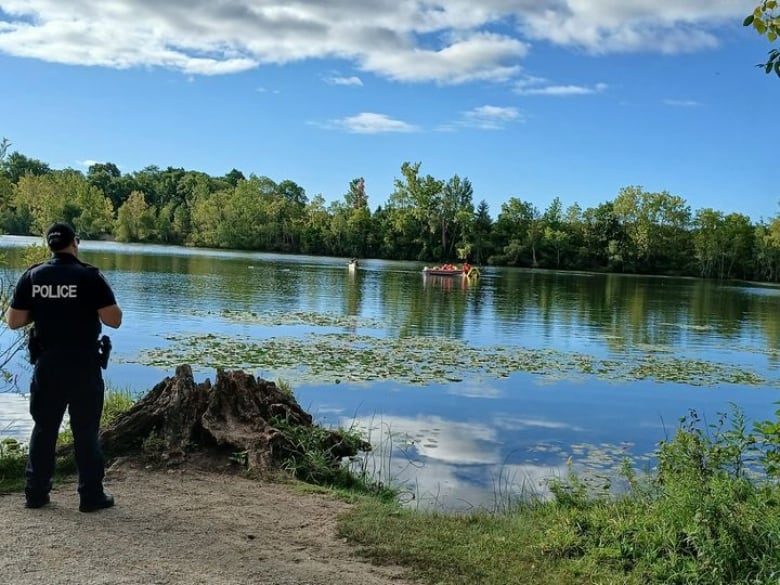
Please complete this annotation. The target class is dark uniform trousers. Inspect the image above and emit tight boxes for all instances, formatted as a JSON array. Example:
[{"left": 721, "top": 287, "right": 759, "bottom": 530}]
[{"left": 26, "top": 347, "right": 105, "bottom": 500}]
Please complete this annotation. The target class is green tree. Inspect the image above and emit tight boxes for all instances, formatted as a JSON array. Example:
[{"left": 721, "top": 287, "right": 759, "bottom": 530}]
[
  {"left": 2, "top": 151, "right": 51, "bottom": 183},
  {"left": 493, "top": 197, "right": 536, "bottom": 265},
  {"left": 0, "top": 142, "right": 12, "bottom": 230},
  {"left": 719, "top": 213, "right": 755, "bottom": 279},
  {"left": 469, "top": 200, "right": 493, "bottom": 265},
  {"left": 130, "top": 166, "right": 188, "bottom": 209},
  {"left": 275, "top": 179, "right": 307, "bottom": 251},
  {"left": 278, "top": 179, "right": 308, "bottom": 208},
  {"left": 115, "top": 191, "right": 157, "bottom": 242},
  {"left": 189, "top": 190, "right": 229, "bottom": 248},
  {"left": 301, "top": 194, "right": 331, "bottom": 254},
  {"left": 754, "top": 219, "right": 780, "bottom": 281},
  {"left": 563, "top": 203, "right": 586, "bottom": 268},
  {"left": 8, "top": 170, "right": 112, "bottom": 236},
  {"left": 223, "top": 179, "right": 267, "bottom": 249},
  {"left": 693, "top": 208, "right": 726, "bottom": 278},
  {"left": 87, "top": 162, "right": 130, "bottom": 210},
  {"left": 388, "top": 162, "right": 444, "bottom": 260},
  {"left": 744, "top": 1, "right": 780, "bottom": 76},
  {"left": 543, "top": 226, "right": 569, "bottom": 268},
  {"left": 645, "top": 191, "right": 692, "bottom": 273},
  {"left": 59, "top": 171, "right": 115, "bottom": 238},
  {"left": 211, "top": 176, "right": 290, "bottom": 250},
  {"left": 613, "top": 187, "right": 691, "bottom": 273},
  {"left": 327, "top": 201, "right": 349, "bottom": 256},
  {"left": 163, "top": 171, "right": 215, "bottom": 244},
  {"left": 222, "top": 168, "right": 246, "bottom": 187},
  {"left": 541, "top": 197, "right": 567, "bottom": 267},
  {"left": 256, "top": 177, "right": 286, "bottom": 250},
  {"left": 439, "top": 175, "right": 474, "bottom": 260},
  {"left": 335, "top": 179, "right": 372, "bottom": 257},
  {"left": 0, "top": 137, "right": 10, "bottom": 163},
  {"left": 692, "top": 209, "right": 752, "bottom": 279},
  {"left": 582, "top": 202, "right": 624, "bottom": 270},
  {"left": 344, "top": 178, "right": 368, "bottom": 210},
  {"left": 526, "top": 205, "right": 545, "bottom": 267},
  {"left": 613, "top": 186, "right": 648, "bottom": 269},
  {"left": 12, "top": 173, "right": 76, "bottom": 234},
  {"left": 543, "top": 196, "right": 563, "bottom": 228}
]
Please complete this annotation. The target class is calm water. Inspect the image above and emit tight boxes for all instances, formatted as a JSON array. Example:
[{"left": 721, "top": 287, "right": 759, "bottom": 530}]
[{"left": 2, "top": 235, "right": 780, "bottom": 510}]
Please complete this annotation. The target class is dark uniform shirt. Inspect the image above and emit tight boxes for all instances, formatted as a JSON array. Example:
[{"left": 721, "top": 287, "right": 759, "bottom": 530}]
[{"left": 10, "top": 253, "right": 117, "bottom": 350}]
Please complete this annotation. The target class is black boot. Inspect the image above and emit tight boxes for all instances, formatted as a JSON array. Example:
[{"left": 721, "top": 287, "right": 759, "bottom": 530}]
[
  {"left": 79, "top": 492, "right": 114, "bottom": 513},
  {"left": 24, "top": 491, "right": 50, "bottom": 509}
]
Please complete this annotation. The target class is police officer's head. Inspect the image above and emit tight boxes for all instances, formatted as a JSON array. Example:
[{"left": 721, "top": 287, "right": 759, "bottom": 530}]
[{"left": 46, "top": 222, "right": 78, "bottom": 253}]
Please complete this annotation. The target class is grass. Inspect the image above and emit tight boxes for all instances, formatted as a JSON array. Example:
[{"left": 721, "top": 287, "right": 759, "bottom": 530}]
[
  {"left": 0, "top": 387, "right": 137, "bottom": 492},
  {"left": 270, "top": 412, "right": 396, "bottom": 499},
  {"left": 0, "top": 435, "right": 27, "bottom": 492},
  {"left": 338, "top": 497, "right": 647, "bottom": 585},
  {"left": 338, "top": 485, "right": 780, "bottom": 585},
  {"left": 101, "top": 386, "right": 135, "bottom": 425}
]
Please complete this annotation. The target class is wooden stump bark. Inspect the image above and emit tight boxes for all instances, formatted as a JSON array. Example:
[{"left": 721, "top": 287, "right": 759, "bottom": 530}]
[{"left": 98, "top": 365, "right": 368, "bottom": 472}]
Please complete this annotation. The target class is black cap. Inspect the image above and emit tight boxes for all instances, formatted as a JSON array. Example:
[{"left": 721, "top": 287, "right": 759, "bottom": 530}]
[{"left": 46, "top": 222, "right": 77, "bottom": 251}]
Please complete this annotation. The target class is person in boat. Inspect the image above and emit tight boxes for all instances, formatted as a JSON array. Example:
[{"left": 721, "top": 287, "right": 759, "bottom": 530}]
[{"left": 463, "top": 261, "right": 471, "bottom": 274}]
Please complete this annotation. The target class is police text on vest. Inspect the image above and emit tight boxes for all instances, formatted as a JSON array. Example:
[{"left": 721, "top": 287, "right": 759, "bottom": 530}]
[{"left": 32, "top": 284, "right": 78, "bottom": 298}]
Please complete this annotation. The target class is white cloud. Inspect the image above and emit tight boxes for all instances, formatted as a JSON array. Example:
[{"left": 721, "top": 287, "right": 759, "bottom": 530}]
[
  {"left": 347, "top": 413, "right": 568, "bottom": 509},
  {"left": 663, "top": 98, "right": 702, "bottom": 107},
  {"left": 514, "top": 78, "right": 608, "bottom": 96},
  {"left": 0, "top": 1, "right": 751, "bottom": 82},
  {"left": 520, "top": 0, "right": 738, "bottom": 53},
  {"left": 359, "top": 32, "right": 527, "bottom": 83},
  {"left": 323, "top": 112, "right": 418, "bottom": 134},
  {"left": 459, "top": 105, "right": 523, "bottom": 130},
  {"left": 76, "top": 159, "right": 102, "bottom": 168},
  {"left": 446, "top": 380, "right": 503, "bottom": 398},
  {"left": 351, "top": 414, "right": 501, "bottom": 465},
  {"left": 493, "top": 416, "right": 584, "bottom": 431},
  {"left": 325, "top": 75, "right": 364, "bottom": 86}
]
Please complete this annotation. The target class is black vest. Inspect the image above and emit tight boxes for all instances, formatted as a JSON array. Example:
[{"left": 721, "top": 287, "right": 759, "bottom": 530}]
[{"left": 29, "top": 254, "right": 103, "bottom": 350}]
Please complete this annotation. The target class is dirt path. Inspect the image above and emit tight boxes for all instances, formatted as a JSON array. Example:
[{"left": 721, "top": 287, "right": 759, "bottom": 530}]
[{"left": 0, "top": 461, "right": 415, "bottom": 585}]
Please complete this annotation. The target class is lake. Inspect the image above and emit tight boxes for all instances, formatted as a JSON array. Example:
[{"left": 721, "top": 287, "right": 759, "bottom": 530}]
[{"left": 2, "top": 235, "right": 780, "bottom": 511}]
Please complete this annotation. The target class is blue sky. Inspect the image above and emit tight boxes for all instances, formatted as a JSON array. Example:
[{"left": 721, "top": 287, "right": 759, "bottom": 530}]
[{"left": 0, "top": 0, "right": 778, "bottom": 222}]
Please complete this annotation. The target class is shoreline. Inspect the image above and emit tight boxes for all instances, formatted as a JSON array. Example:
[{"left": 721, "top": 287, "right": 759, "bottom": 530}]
[{"left": 0, "top": 460, "right": 415, "bottom": 585}]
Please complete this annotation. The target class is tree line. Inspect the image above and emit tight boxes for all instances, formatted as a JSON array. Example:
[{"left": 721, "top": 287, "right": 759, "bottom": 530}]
[{"left": 1, "top": 139, "right": 779, "bottom": 282}]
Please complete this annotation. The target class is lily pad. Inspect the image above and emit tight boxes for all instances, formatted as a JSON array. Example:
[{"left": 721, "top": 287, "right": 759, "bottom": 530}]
[{"left": 128, "top": 323, "right": 777, "bottom": 389}]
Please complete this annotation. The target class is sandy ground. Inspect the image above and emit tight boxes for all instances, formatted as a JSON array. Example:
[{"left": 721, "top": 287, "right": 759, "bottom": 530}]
[{"left": 0, "top": 460, "right": 415, "bottom": 585}]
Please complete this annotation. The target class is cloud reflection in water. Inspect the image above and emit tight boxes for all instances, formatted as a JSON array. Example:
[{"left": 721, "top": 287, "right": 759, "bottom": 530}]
[{"left": 349, "top": 413, "right": 569, "bottom": 511}]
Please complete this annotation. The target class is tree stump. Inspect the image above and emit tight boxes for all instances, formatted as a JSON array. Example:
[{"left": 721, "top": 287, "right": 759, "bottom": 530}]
[{"left": 98, "top": 365, "right": 369, "bottom": 473}]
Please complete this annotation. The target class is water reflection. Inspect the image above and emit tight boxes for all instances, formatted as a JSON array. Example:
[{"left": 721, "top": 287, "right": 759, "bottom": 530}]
[
  {"left": 1, "top": 236, "right": 779, "bottom": 360},
  {"left": 361, "top": 414, "right": 501, "bottom": 464},
  {"left": 2, "top": 236, "right": 780, "bottom": 510},
  {"left": 0, "top": 393, "right": 32, "bottom": 440},
  {"left": 349, "top": 412, "right": 565, "bottom": 510},
  {"left": 345, "top": 269, "right": 362, "bottom": 319}
]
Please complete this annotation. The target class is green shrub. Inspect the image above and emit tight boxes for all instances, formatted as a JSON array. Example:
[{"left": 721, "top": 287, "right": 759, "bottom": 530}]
[
  {"left": 101, "top": 387, "right": 134, "bottom": 426},
  {"left": 271, "top": 415, "right": 390, "bottom": 496},
  {"left": 541, "top": 405, "right": 780, "bottom": 584},
  {"left": 0, "top": 437, "right": 27, "bottom": 491}
]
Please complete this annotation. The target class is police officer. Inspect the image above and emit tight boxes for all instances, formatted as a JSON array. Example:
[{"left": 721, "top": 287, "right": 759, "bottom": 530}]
[{"left": 6, "top": 222, "right": 122, "bottom": 512}]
